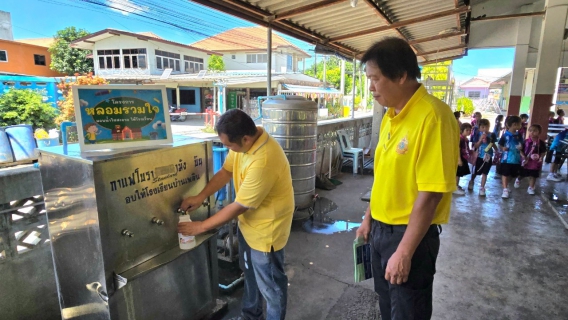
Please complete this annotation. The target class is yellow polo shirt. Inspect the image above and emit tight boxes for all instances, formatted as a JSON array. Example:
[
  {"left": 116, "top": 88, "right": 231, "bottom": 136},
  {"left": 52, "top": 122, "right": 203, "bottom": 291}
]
[
  {"left": 370, "top": 85, "right": 459, "bottom": 225},
  {"left": 223, "top": 127, "right": 294, "bottom": 252}
]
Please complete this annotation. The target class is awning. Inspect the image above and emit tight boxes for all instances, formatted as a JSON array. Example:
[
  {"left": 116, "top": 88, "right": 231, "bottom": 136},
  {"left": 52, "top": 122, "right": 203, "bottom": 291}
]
[{"left": 282, "top": 84, "right": 341, "bottom": 94}]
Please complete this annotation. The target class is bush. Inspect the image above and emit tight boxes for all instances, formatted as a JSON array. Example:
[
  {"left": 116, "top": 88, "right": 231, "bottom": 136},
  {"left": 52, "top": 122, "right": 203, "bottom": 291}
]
[
  {"left": 456, "top": 97, "right": 474, "bottom": 116},
  {"left": 0, "top": 88, "right": 58, "bottom": 129},
  {"left": 327, "top": 102, "right": 341, "bottom": 118}
]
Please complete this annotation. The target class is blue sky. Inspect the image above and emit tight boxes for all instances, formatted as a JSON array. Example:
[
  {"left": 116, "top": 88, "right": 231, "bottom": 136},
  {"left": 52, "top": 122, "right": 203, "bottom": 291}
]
[{"left": 2, "top": 0, "right": 514, "bottom": 80}]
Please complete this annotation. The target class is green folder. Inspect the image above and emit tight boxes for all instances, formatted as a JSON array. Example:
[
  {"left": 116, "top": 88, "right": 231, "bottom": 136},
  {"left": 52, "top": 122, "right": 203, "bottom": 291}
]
[{"left": 353, "top": 236, "right": 373, "bottom": 282}]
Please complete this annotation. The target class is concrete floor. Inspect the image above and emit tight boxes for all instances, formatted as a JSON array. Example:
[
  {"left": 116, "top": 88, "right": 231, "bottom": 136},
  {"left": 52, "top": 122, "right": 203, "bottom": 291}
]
[{"left": 217, "top": 165, "right": 568, "bottom": 320}]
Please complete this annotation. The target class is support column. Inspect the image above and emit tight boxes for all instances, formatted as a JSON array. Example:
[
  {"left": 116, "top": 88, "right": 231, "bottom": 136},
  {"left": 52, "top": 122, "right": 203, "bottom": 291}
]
[
  {"left": 352, "top": 58, "right": 356, "bottom": 119},
  {"left": 508, "top": 6, "right": 534, "bottom": 116},
  {"left": 340, "top": 59, "right": 345, "bottom": 95},
  {"left": 530, "top": 0, "right": 568, "bottom": 139},
  {"left": 176, "top": 86, "right": 181, "bottom": 108},
  {"left": 267, "top": 25, "right": 272, "bottom": 96}
]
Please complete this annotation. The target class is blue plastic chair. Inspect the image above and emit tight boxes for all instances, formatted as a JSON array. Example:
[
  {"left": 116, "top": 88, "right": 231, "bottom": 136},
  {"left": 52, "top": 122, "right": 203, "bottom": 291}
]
[{"left": 337, "top": 129, "right": 364, "bottom": 176}]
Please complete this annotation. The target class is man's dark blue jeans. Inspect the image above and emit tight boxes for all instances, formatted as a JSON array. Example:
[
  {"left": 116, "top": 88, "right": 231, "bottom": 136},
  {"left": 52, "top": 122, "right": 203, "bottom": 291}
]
[
  {"left": 238, "top": 228, "right": 287, "bottom": 320},
  {"left": 370, "top": 220, "right": 441, "bottom": 320}
]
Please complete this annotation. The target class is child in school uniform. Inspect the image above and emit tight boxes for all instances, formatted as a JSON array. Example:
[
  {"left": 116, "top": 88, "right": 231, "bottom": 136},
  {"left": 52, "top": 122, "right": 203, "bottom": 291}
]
[
  {"left": 455, "top": 123, "right": 472, "bottom": 195},
  {"left": 515, "top": 124, "right": 547, "bottom": 195},
  {"left": 499, "top": 116, "right": 525, "bottom": 199},
  {"left": 469, "top": 119, "right": 498, "bottom": 196},
  {"left": 470, "top": 112, "right": 482, "bottom": 143},
  {"left": 519, "top": 114, "right": 529, "bottom": 140}
]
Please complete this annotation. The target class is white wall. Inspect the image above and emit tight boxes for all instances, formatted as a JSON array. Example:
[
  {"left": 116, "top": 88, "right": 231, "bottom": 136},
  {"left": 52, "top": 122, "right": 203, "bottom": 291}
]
[
  {"left": 0, "top": 11, "right": 13, "bottom": 41},
  {"left": 222, "top": 51, "right": 299, "bottom": 72},
  {"left": 93, "top": 35, "right": 210, "bottom": 76}
]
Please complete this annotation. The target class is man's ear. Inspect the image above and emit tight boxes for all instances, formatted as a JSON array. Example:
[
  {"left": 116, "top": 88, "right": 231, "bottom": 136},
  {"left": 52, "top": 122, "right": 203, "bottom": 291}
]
[{"left": 398, "top": 72, "right": 408, "bottom": 85}]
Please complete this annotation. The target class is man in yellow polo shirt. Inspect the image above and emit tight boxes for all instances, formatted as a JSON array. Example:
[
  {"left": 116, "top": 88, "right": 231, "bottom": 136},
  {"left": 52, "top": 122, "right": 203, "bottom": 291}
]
[
  {"left": 356, "top": 38, "right": 459, "bottom": 320},
  {"left": 178, "top": 109, "right": 294, "bottom": 320}
]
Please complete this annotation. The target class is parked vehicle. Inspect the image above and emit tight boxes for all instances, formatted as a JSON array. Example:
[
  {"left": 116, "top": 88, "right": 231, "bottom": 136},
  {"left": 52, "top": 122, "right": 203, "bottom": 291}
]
[{"left": 169, "top": 105, "right": 187, "bottom": 122}]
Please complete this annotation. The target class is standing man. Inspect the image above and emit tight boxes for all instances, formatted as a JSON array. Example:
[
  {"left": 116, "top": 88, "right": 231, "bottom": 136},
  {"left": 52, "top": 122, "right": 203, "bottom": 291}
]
[
  {"left": 355, "top": 37, "right": 459, "bottom": 319},
  {"left": 178, "top": 109, "right": 294, "bottom": 320}
]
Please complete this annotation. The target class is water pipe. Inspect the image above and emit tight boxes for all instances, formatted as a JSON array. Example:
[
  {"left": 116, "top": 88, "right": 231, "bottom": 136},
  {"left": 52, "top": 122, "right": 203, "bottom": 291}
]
[
  {"left": 218, "top": 276, "right": 244, "bottom": 291},
  {"left": 254, "top": 95, "right": 287, "bottom": 121},
  {"left": 60, "top": 121, "right": 76, "bottom": 155}
]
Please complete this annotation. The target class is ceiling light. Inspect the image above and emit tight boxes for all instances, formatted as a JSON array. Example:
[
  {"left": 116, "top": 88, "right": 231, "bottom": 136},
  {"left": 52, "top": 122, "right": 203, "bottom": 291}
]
[{"left": 350, "top": 0, "right": 358, "bottom": 8}]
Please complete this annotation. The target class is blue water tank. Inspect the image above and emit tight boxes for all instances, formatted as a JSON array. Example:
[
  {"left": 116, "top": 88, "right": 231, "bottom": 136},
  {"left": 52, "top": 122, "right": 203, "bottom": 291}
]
[
  {"left": 0, "top": 127, "right": 14, "bottom": 163},
  {"left": 5, "top": 124, "right": 36, "bottom": 161}
]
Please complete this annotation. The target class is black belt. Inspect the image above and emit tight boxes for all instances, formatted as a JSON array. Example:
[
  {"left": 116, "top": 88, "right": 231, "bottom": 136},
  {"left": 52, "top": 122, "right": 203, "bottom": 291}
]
[{"left": 374, "top": 220, "right": 442, "bottom": 235}]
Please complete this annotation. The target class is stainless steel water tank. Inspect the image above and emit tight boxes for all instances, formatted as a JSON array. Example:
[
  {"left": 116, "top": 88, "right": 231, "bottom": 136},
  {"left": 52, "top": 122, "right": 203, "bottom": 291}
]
[{"left": 262, "top": 96, "right": 317, "bottom": 214}]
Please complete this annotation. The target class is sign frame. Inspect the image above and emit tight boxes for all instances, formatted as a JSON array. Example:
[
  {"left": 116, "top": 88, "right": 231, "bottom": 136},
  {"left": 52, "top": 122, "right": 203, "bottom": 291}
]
[{"left": 73, "top": 85, "right": 173, "bottom": 152}]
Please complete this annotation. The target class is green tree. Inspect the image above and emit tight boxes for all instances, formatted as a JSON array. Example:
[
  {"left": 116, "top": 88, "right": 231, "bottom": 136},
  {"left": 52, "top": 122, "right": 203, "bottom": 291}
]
[
  {"left": 207, "top": 54, "right": 225, "bottom": 72},
  {"left": 456, "top": 97, "right": 474, "bottom": 116},
  {"left": 48, "top": 27, "right": 93, "bottom": 75},
  {"left": 421, "top": 61, "right": 451, "bottom": 101},
  {"left": 304, "top": 56, "right": 358, "bottom": 96},
  {"left": 0, "top": 88, "right": 58, "bottom": 129}
]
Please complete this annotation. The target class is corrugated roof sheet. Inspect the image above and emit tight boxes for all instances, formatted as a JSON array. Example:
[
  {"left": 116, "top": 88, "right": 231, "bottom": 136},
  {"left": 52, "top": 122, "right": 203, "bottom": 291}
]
[
  {"left": 191, "top": 0, "right": 470, "bottom": 62},
  {"left": 190, "top": 26, "right": 310, "bottom": 57}
]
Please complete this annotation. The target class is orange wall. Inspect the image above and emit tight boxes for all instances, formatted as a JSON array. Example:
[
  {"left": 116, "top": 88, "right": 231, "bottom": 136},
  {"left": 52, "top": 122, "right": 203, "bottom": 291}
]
[{"left": 0, "top": 39, "right": 63, "bottom": 77}]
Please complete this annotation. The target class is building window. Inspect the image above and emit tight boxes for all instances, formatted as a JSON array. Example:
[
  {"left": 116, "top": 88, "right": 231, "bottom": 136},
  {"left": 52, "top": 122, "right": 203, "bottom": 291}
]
[
  {"left": 246, "top": 54, "right": 267, "bottom": 63},
  {"left": 180, "top": 90, "right": 196, "bottom": 105},
  {"left": 33, "top": 54, "right": 46, "bottom": 66},
  {"left": 123, "top": 48, "right": 147, "bottom": 69},
  {"left": 183, "top": 55, "right": 204, "bottom": 73},
  {"left": 286, "top": 55, "right": 292, "bottom": 71},
  {"left": 97, "top": 49, "right": 121, "bottom": 69},
  {"left": 468, "top": 91, "right": 481, "bottom": 98},
  {"left": 0, "top": 50, "right": 7, "bottom": 62},
  {"left": 156, "top": 50, "right": 180, "bottom": 71}
]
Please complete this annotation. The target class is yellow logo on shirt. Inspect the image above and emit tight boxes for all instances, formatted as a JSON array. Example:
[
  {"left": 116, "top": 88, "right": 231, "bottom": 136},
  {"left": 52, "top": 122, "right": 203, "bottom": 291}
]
[{"left": 396, "top": 135, "right": 409, "bottom": 155}]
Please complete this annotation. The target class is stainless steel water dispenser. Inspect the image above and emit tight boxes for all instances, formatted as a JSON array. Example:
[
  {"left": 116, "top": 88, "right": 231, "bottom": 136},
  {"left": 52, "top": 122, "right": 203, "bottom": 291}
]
[{"left": 38, "top": 138, "right": 218, "bottom": 319}]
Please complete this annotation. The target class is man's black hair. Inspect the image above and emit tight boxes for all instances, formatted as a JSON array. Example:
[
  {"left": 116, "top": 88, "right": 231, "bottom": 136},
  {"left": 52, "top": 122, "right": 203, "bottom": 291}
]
[
  {"left": 361, "top": 37, "right": 421, "bottom": 81},
  {"left": 520, "top": 113, "right": 529, "bottom": 119},
  {"left": 454, "top": 111, "right": 461, "bottom": 119},
  {"left": 215, "top": 109, "right": 257, "bottom": 144},
  {"left": 506, "top": 115, "right": 522, "bottom": 128}
]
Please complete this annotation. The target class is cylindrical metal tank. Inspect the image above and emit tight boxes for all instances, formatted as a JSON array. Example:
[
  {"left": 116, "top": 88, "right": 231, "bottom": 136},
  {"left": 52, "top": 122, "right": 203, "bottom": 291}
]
[{"left": 262, "top": 96, "right": 317, "bottom": 215}]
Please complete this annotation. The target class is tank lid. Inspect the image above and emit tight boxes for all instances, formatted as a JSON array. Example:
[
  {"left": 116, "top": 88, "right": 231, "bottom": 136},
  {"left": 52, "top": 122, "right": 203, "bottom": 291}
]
[{"left": 263, "top": 97, "right": 317, "bottom": 110}]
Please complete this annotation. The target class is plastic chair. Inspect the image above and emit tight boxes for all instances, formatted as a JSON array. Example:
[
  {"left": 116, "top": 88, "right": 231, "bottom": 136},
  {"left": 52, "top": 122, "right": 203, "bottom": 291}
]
[{"left": 337, "top": 129, "right": 364, "bottom": 176}]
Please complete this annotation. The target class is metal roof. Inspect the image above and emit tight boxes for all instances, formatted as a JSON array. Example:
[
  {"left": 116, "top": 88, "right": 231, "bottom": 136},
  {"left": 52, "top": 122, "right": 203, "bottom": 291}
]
[{"left": 191, "top": 0, "right": 470, "bottom": 64}]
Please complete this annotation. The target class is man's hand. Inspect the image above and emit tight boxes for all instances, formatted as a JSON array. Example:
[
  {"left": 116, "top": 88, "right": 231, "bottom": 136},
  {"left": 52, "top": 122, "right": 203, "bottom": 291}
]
[
  {"left": 356, "top": 218, "right": 372, "bottom": 243},
  {"left": 180, "top": 195, "right": 205, "bottom": 213},
  {"left": 177, "top": 221, "right": 206, "bottom": 236},
  {"left": 385, "top": 250, "right": 412, "bottom": 285},
  {"left": 458, "top": 158, "right": 463, "bottom": 166},
  {"left": 502, "top": 147, "right": 509, "bottom": 151}
]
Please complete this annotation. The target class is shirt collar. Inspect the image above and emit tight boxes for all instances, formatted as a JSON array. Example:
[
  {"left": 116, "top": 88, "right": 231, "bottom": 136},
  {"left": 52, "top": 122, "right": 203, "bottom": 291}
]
[
  {"left": 246, "top": 127, "right": 269, "bottom": 155},
  {"left": 386, "top": 84, "right": 427, "bottom": 122}
]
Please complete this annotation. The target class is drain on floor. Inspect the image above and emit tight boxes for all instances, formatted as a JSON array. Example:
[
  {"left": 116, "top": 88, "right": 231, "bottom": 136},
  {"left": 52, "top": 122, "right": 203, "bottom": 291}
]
[{"left": 302, "top": 197, "right": 361, "bottom": 235}]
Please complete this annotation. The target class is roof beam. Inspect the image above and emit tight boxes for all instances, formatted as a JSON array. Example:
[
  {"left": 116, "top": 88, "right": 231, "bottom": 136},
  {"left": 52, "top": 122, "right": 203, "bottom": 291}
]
[
  {"left": 330, "top": 6, "right": 470, "bottom": 42},
  {"left": 409, "top": 30, "right": 465, "bottom": 45},
  {"left": 471, "top": 11, "right": 545, "bottom": 22},
  {"left": 362, "top": 0, "right": 418, "bottom": 53},
  {"left": 192, "top": 0, "right": 357, "bottom": 57},
  {"left": 274, "top": 0, "right": 346, "bottom": 21},
  {"left": 419, "top": 44, "right": 466, "bottom": 56},
  {"left": 219, "top": 0, "right": 270, "bottom": 17},
  {"left": 419, "top": 54, "right": 465, "bottom": 65}
]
